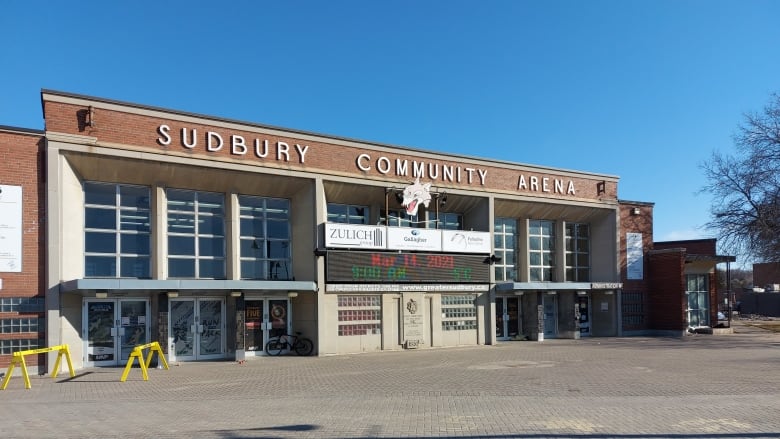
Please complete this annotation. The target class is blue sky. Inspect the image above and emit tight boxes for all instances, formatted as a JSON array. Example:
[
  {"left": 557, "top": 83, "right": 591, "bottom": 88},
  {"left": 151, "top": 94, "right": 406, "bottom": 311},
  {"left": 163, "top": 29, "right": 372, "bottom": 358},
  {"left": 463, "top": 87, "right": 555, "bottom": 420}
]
[{"left": 2, "top": 1, "right": 779, "bottom": 249}]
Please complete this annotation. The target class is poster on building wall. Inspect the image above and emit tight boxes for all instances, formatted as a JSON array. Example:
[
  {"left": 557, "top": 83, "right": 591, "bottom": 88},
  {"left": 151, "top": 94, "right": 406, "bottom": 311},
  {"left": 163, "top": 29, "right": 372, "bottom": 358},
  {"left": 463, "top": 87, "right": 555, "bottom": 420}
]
[
  {"left": 626, "top": 232, "right": 643, "bottom": 280},
  {"left": 0, "top": 185, "right": 22, "bottom": 272}
]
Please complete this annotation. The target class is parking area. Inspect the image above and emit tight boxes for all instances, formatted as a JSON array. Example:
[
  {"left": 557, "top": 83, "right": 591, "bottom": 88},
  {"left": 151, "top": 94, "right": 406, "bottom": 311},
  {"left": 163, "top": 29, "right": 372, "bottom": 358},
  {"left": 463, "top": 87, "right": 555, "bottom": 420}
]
[{"left": 2, "top": 322, "right": 780, "bottom": 438}]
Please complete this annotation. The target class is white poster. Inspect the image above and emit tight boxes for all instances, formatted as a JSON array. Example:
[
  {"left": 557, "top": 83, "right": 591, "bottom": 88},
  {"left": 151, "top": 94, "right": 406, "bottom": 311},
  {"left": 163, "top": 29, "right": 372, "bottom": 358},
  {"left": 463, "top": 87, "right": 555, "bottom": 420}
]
[
  {"left": 626, "top": 232, "right": 643, "bottom": 280},
  {"left": 387, "top": 227, "right": 442, "bottom": 251},
  {"left": 0, "top": 185, "right": 22, "bottom": 272},
  {"left": 324, "top": 223, "right": 386, "bottom": 249},
  {"left": 441, "top": 230, "right": 491, "bottom": 254}
]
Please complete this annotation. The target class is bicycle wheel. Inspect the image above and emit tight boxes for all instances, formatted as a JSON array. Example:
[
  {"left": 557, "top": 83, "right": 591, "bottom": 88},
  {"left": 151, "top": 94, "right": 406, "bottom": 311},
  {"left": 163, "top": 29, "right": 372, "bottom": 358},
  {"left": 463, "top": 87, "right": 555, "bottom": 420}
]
[
  {"left": 265, "top": 338, "right": 285, "bottom": 356},
  {"left": 293, "top": 338, "right": 314, "bottom": 356}
]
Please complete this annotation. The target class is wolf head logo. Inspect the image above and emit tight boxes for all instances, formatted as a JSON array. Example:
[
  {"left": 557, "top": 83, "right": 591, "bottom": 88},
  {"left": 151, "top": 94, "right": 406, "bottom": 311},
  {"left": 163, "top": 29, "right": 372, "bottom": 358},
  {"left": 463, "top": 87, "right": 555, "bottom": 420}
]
[{"left": 401, "top": 177, "right": 432, "bottom": 216}]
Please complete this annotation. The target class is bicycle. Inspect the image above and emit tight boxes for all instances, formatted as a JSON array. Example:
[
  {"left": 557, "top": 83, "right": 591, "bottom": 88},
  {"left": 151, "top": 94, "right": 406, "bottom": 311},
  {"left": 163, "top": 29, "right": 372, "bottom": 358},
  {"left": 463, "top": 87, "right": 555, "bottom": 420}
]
[{"left": 265, "top": 332, "right": 314, "bottom": 356}]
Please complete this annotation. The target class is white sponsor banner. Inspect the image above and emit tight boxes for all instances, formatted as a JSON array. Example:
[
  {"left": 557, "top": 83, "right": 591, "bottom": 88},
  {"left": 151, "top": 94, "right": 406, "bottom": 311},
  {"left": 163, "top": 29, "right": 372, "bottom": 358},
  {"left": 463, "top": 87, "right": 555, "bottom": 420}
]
[
  {"left": 0, "top": 185, "right": 22, "bottom": 272},
  {"left": 387, "top": 227, "right": 442, "bottom": 251},
  {"left": 325, "top": 223, "right": 386, "bottom": 249},
  {"left": 441, "top": 230, "right": 491, "bottom": 254},
  {"left": 626, "top": 232, "right": 643, "bottom": 280}
]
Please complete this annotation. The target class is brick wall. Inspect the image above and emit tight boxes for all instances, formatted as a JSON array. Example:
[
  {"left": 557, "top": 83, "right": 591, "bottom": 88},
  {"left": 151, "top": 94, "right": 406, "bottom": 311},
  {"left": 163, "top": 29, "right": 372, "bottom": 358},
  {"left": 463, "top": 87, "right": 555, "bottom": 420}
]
[
  {"left": 619, "top": 201, "right": 653, "bottom": 331},
  {"left": 654, "top": 239, "right": 717, "bottom": 256},
  {"left": 648, "top": 250, "right": 686, "bottom": 331},
  {"left": 0, "top": 128, "right": 46, "bottom": 369},
  {"left": 754, "top": 262, "right": 780, "bottom": 288}
]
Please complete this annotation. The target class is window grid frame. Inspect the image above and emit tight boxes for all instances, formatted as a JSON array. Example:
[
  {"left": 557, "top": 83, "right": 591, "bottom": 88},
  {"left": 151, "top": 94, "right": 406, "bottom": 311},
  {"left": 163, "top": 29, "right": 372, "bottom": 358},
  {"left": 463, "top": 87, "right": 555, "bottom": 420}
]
[
  {"left": 84, "top": 182, "right": 151, "bottom": 279},
  {"left": 441, "top": 294, "right": 477, "bottom": 331},
  {"left": 238, "top": 195, "right": 292, "bottom": 280},
  {"left": 565, "top": 222, "right": 591, "bottom": 282},
  {"left": 327, "top": 203, "right": 370, "bottom": 224},
  {"left": 494, "top": 218, "right": 517, "bottom": 281},
  {"left": 167, "top": 189, "right": 226, "bottom": 279},
  {"left": 528, "top": 219, "right": 555, "bottom": 282}
]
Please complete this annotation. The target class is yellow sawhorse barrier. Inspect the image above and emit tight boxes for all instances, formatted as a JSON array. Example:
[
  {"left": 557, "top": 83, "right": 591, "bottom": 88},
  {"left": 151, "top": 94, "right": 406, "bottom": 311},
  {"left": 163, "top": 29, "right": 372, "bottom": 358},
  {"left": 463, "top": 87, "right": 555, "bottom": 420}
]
[
  {"left": 120, "top": 341, "right": 169, "bottom": 382},
  {"left": 1, "top": 344, "right": 75, "bottom": 390}
]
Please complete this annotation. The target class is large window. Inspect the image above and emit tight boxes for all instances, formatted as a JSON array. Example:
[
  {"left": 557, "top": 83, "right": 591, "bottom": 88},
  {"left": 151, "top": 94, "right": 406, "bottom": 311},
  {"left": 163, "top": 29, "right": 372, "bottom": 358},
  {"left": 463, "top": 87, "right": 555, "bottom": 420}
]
[
  {"left": 494, "top": 218, "right": 517, "bottom": 281},
  {"left": 327, "top": 203, "right": 369, "bottom": 224},
  {"left": 84, "top": 182, "right": 151, "bottom": 278},
  {"left": 565, "top": 223, "right": 590, "bottom": 282},
  {"left": 1, "top": 339, "right": 43, "bottom": 355},
  {"left": 382, "top": 209, "right": 419, "bottom": 227},
  {"left": 167, "top": 189, "right": 225, "bottom": 279},
  {"left": 337, "top": 295, "right": 381, "bottom": 336},
  {"left": 441, "top": 294, "right": 477, "bottom": 331},
  {"left": 529, "top": 220, "right": 555, "bottom": 282},
  {"left": 430, "top": 212, "right": 463, "bottom": 230},
  {"left": 686, "top": 274, "right": 710, "bottom": 327},
  {"left": 239, "top": 196, "right": 292, "bottom": 280},
  {"left": 0, "top": 318, "right": 42, "bottom": 333}
]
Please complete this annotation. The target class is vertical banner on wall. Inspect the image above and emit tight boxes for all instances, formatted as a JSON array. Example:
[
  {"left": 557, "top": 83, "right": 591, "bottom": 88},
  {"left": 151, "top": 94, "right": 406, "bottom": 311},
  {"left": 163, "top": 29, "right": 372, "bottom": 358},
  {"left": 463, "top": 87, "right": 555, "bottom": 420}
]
[
  {"left": 626, "top": 232, "right": 643, "bottom": 280},
  {"left": 0, "top": 185, "right": 22, "bottom": 272}
]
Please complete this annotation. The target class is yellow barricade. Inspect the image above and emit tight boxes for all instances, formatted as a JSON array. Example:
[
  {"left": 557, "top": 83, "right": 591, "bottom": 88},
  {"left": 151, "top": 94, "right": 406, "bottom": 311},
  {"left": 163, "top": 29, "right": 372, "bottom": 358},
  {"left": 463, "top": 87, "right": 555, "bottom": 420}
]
[
  {"left": 120, "top": 341, "right": 169, "bottom": 382},
  {"left": 1, "top": 344, "right": 75, "bottom": 390}
]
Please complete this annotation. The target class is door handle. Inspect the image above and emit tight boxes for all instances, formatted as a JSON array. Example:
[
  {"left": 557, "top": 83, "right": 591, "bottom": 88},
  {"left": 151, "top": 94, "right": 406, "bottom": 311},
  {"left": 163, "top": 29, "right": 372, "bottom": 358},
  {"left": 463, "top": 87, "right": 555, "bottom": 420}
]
[{"left": 110, "top": 327, "right": 117, "bottom": 337}]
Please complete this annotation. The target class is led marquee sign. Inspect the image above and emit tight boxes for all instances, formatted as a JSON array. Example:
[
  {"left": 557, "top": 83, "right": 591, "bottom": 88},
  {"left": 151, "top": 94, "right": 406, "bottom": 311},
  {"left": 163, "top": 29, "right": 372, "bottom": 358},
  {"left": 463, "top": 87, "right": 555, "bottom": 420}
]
[{"left": 327, "top": 251, "right": 490, "bottom": 284}]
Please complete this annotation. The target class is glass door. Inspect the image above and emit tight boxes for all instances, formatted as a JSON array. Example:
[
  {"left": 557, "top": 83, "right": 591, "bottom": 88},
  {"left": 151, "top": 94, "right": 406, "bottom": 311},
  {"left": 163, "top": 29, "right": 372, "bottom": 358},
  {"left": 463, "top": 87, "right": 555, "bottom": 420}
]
[
  {"left": 170, "top": 298, "right": 225, "bottom": 361},
  {"left": 496, "top": 296, "right": 522, "bottom": 340},
  {"left": 543, "top": 294, "right": 558, "bottom": 339},
  {"left": 84, "top": 298, "right": 149, "bottom": 367},
  {"left": 577, "top": 295, "right": 591, "bottom": 336},
  {"left": 244, "top": 298, "right": 289, "bottom": 356},
  {"left": 85, "top": 300, "right": 117, "bottom": 366}
]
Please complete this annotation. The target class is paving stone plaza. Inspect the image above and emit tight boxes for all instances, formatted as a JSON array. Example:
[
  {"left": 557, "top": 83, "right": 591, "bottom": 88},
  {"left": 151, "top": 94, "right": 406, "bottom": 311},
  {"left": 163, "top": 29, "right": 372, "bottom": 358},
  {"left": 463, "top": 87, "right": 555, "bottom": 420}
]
[{"left": 2, "top": 322, "right": 779, "bottom": 438}]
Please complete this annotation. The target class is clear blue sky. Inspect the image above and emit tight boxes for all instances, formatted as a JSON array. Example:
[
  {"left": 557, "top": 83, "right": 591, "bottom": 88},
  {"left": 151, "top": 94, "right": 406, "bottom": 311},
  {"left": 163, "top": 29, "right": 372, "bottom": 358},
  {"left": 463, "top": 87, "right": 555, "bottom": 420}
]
[{"left": 3, "top": 1, "right": 779, "bottom": 249}]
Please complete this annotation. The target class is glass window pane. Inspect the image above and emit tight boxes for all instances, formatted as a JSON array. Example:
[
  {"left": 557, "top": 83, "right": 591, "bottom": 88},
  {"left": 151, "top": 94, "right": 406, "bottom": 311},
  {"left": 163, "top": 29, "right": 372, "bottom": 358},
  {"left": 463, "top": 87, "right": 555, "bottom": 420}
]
[
  {"left": 494, "top": 267, "right": 503, "bottom": 280},
  {"left": 240, "top": 239, "right": 262, "bottom": 258},
  {"left": 530, "top": 268, "right": 541, "bottom": 282},
  {"left": 168, "top": 213, "right": 195, "bottom": 233},
  {"left": 120, "top": 234, "right": 149, "bottom": 255},
  {"left": 86, "top": 232, "right": 116, "bottom": 253},
  {"left": 530, "top": 252, "right": 541, "bottom": 266},
  {"left": 566, "top": 268, "right": 575, "bottom": 280},
  {"left": 84, "top": 183, "right": 116, "bottom": 206},
  {"left": 169, "top": 236, "right": 195, "bottom": 256},
  {"left": 120, "top": 211, "right": 150, "bottom": 232},
  {"left": 168, "top": 259, "right": 195, "bottom": 278},
  {"left": 267, "top": 221, "right": 289, "bottom": 239},
  {"left": 267, "top": 241, "right": 290, "bottom": 258},
  {"left": 85, "top": 256, "right": 116, "bottom": 277},
  {"left": 241, "top": 260, "right": 264, "bottom": 279},
  {"left": 494, "top": 235, "right": 503, "bottom": 248},
  {"left": 199, "top": 237, "right": 225, "bottom": 257},
  {"left": 199, "top": 216, "right": 225, "bottom": 236},
  {"left": 86, "top": 208, "right": 116, "bottom": 230},
  {"left": 541, "top": 221, "right": 553, "bottom": 235},
  {"left": 120, "top": 186, "right": 150, "bottom": 209},
  {"left": 505, "top": 250, "right": 516, "bottom": 264},
  {"left": 577, "top": 254, "right": 589, "bottom": 267},
  {"left": 121, "top": 257, "right": 150, "bottom": 278},
  {"left": 199, "top": 259, "right": 225, "bottom": 279},
  {"left": 504, "top": 234, "right": 515, "bottom": 249},
  {"left": 542, "top": 238, "right": 552, "bottom": 251},
  {"left": 578, "top": 268, "right": 589, "bottom": 281},
  {"left": 266, "top": 199, "right": 290, "bottom": 219},
  {"left": 167, "top": 190, "right": 195, "bottom": 211},
  {"left": 565, "top": 253, "right": 574, "bottom": 266},
  {"left": 529, "top": 237, "right": 541, "bottom": 251},
  {"left": 240, "top": 218, "right": 265, "bottom": 238},
  {"left": 198, "top": 193, "right": 224, "bottom": 215}
]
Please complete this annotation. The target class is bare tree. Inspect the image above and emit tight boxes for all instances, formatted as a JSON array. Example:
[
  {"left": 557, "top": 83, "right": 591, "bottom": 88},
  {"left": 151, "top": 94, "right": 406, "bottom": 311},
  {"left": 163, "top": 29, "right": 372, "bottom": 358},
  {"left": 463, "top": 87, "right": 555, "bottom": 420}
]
[{"left": 701, "top": 93, "right": 780, "bottom": 262}]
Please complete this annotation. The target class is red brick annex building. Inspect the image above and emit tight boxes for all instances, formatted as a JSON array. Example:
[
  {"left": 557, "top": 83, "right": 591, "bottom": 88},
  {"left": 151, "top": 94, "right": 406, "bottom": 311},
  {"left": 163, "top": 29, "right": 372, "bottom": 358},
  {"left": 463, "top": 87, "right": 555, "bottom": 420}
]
[{"left": 0, "top": 90, "right": 734, "bottom": 374}]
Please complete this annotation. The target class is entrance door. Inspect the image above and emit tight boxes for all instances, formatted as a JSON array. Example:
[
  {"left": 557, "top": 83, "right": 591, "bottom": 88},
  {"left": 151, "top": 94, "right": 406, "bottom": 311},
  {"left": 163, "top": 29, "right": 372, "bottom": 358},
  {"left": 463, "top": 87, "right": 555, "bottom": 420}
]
[
  {"left": 170, "top": 298, "right": 225, "bottom": 361},
  {"left": 244, "top": 298, "right": 289, "bottom": 355},
  {"left": 543, "top": 294, "right": 558, "bottom": 339},
  {"left": 495, "top": 296, "right": 522, "bottom": 340},
  {"left": 577, "top": 295, "right": 591, "bottom": 337},
  {"left": 84, "top": 299, "right": 149, "bottom": 367}
]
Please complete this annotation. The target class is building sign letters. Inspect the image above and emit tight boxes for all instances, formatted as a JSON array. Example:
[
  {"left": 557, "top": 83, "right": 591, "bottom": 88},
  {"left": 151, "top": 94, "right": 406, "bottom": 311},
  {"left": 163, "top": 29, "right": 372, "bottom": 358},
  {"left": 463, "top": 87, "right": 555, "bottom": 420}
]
[
  {"left": 155, "top": 124, "right": 578, "bottom": 196},
  {"left": 327, "top": 250, "right": 490, "bottom": 284}
]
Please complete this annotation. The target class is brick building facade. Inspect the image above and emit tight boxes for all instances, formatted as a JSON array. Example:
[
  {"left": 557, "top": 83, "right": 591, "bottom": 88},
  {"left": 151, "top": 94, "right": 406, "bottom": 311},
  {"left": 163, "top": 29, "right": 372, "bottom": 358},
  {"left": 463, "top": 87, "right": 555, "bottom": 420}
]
[{"left": 0, "top": 90, "right": 733, "bottom": 374}]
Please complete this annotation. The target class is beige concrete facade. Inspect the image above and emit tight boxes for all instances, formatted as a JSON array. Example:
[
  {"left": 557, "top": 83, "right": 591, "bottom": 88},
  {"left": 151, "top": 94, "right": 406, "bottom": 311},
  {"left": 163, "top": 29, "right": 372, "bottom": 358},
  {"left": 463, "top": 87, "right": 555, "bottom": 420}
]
[{"left": 40, "top": 90, "right": 624, "bottom": 372}]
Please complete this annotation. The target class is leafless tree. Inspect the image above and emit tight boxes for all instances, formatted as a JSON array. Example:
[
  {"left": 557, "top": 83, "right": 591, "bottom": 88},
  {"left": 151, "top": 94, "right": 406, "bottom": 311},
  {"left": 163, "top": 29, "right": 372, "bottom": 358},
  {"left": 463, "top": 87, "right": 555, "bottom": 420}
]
[{"left": 701, "top": 93, "right": 780, "bottom": 262}]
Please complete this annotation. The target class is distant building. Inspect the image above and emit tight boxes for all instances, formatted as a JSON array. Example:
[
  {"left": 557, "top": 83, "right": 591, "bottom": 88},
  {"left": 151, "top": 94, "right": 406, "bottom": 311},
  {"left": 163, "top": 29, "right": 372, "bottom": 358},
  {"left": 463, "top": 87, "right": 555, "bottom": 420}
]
[{"left": 753, "top": 262, "right": 780, "bottom": 292}]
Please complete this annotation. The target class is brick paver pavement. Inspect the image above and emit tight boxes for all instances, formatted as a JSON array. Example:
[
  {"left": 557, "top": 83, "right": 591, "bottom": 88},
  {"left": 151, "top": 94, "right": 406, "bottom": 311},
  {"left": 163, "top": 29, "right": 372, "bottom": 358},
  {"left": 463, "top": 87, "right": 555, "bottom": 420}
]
[{"left": 2, "top": 323, "right": 779, "bottom": 438}]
